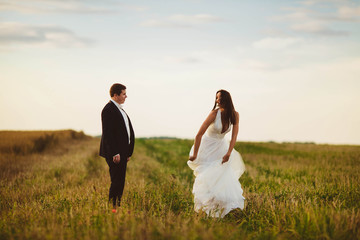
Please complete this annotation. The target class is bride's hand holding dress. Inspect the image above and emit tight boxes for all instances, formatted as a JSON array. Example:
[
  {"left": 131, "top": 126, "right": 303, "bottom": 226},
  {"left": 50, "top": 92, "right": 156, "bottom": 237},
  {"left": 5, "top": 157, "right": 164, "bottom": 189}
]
[
  {"left": 189, "top": 155, "right": 197, "bottom": 161},
  {"left": 221, "top": 153, "right": 230, "bottom": 164},
  {"left": 221, "top": 113, "right": 239, "bottom": 164}
]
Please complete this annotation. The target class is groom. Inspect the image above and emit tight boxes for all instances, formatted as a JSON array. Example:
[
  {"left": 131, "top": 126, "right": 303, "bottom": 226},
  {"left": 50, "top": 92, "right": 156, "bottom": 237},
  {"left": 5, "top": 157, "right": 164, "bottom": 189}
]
[{"left": 99, "top": 83, "right": 135, "bottom": 212}]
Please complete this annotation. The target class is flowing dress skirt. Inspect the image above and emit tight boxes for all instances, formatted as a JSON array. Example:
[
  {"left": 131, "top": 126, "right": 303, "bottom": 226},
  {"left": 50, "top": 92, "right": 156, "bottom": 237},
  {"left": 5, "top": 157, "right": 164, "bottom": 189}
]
[{"left": 187, "top": 135, "right": 246, "bottom": 218}]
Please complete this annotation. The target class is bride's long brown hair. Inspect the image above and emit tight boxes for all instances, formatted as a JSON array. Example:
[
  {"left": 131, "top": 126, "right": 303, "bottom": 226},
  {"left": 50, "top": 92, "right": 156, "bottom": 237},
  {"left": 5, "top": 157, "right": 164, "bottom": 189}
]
[{"left": 212, "top": 89, "right": 236, "bottom": 131}]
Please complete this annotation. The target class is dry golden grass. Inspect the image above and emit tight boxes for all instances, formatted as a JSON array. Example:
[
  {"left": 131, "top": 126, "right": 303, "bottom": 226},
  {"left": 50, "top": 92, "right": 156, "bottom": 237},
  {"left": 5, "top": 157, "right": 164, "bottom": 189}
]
[
  {"left": 0, "top": 130, "right": 87, "bottom": 154},
  {"left": 0, "top": 130, "right": 89, "bottom": 179},
  {"left": 0, "top": 133, "right": 359, "bottom": 239}
]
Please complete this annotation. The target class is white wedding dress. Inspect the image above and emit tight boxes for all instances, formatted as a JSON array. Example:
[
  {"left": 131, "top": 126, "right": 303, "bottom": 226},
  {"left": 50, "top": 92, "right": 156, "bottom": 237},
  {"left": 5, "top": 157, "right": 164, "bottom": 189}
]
[{"left": 187, "top": 109, "right": 246, "bottom": 218}]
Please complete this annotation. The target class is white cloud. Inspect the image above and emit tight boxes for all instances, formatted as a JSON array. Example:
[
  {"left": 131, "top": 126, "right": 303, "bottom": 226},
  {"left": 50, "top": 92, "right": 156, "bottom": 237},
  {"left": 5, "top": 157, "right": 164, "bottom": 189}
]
[
  {"left": 0, "top": 22, "right": 92, "bottom": 48},
  {"left": 122, "top": 4, "right": 148, "bottom": 12},
  {"left": 139, "top": 19, "right": 189, "bottom": 28},
  {"left": 263, "top": 28, "right": 289, "bottom": 37},
  {"left": 240, "top": 59, "right": 272, "bottom": 71},
  {"left": 252, "top": 37, "right": 303, "bottom": 50},
  {"left": 271, "top": 7, "right": 310, "bottom": 22},
  {"left": 291, "top": 21, "right": 349, "bottom": 35},
  {"left": 272, "top": 2, "right": 359, "bottom": 36},
  {"left": 0, "top": 0, "right": 146, "bottom": 14},
  {"left": 169, "top": 14, "right": 222, "bottom": 24},
  {"left": 140, "top": 14, "right": 223, "bottom": 28},
  {"left": 338, "top": 6, "right": 360, "bottom": 20},
  {"left": 164, "top": 56, "right": 202, "bottom": 64},
  {"left": 300, "top": 0, "right": 351, "bottom": 6},
  {"left": 162, "top": 50, "right": 221, "bottom": 64},
  {"left": 291, "top": 20, "right": 324, "bottom": 32}
]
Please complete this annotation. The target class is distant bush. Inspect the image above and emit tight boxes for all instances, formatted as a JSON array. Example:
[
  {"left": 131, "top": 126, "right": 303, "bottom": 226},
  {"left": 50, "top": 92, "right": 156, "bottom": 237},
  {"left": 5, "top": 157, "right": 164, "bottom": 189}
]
[
  {"left": 0, "top": 130, "right": 90, "bottom": 155},
  {"left": 32, "top": 134, "right": 58, "bottom": 153},
  {"left": 70, "top": 130, "right": 87, "bottom": 140},
  {"left": 0, "top": 130, "right": 93, "bottom": 180}
]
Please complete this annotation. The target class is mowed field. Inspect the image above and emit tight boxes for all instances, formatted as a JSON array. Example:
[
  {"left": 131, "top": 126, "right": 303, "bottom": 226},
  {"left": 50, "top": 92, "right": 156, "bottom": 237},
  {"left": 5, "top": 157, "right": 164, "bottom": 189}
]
[{"left": 0, "top": 130, "right": 359, "bottom": 240}]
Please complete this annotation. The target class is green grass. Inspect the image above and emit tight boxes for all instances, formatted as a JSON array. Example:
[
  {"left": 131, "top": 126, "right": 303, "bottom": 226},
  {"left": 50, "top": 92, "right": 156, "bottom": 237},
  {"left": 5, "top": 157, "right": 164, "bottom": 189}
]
[{"left": 1, "top": 133, "right": 359, "bottom": 239}]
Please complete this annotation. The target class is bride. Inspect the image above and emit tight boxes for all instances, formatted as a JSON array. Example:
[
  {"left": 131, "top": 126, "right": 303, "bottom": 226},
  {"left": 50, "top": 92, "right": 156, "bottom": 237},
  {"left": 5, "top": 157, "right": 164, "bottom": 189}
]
[{"left": 188, "top": 89, "right": 246, "bottom": 218}]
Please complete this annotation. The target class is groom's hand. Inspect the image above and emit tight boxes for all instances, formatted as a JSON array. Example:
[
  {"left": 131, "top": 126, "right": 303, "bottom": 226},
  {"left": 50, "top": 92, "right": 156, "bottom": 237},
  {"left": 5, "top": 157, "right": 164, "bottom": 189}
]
[
  {"left": 127, "top": 157, "right": 131, "bottom": 162},
  {"left": 113, "top": 154, "right": 120, "bottom": 164}
]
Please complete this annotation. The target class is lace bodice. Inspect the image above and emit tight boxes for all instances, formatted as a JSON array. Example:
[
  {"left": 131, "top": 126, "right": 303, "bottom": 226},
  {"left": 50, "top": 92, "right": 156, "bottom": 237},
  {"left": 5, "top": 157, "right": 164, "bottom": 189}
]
[{"left": 206, "top": 109, "right": 231, "bottom": 139}]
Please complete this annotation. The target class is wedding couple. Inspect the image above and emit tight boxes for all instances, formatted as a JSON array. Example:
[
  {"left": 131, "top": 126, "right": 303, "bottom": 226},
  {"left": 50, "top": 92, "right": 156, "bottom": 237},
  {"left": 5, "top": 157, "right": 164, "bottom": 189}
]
[{"left": 99, "top": 83, "right": 245, "bottom": 218}]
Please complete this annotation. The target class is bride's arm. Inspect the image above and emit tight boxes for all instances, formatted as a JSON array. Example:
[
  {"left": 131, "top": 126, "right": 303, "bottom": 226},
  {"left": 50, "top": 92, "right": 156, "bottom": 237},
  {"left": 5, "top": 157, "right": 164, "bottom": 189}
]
[
  {"left": 189, "top": 110, "right": 217, "bottom": 161},
  {"left": 222, "top": 112, "right": 239, "bottom": 164}
]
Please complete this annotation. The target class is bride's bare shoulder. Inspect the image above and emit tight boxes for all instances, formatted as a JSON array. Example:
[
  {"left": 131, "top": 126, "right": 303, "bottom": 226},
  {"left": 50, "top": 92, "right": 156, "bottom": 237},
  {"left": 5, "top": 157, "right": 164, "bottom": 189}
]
[
  {"left": 235, "top": 111, "right": 240, "bottom": 123},
  {"left": 210, "top": 109, "right": 220, "bottom": 116},
  {"left": 204, "top": 109, "right": 218, "bottom": 121}
]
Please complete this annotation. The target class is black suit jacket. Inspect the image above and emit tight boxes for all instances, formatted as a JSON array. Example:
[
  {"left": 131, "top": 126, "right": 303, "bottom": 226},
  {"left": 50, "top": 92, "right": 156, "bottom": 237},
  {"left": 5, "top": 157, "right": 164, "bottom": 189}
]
[{"left": 99, "top": 101, "right": 135, "bottom": 160}]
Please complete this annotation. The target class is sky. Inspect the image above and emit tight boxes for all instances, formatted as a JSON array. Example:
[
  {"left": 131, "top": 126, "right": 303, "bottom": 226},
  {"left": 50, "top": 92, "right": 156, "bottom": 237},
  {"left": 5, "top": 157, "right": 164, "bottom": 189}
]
[{"left": 1, "top": 0, "right": 360, "bottom": 145}]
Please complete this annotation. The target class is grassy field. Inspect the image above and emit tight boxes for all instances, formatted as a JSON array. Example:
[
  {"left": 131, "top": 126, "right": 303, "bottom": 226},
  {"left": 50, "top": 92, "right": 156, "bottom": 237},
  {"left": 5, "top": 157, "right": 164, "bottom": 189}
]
[{"left": 0, "top": 131, "right": 359, "bottom": 239}]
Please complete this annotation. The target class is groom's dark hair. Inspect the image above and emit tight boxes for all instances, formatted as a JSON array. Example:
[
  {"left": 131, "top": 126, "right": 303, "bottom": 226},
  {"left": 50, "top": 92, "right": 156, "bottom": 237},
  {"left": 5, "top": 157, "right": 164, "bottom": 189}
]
[{"left": 110, "top": 83, "right": 126, "bottom": 97}]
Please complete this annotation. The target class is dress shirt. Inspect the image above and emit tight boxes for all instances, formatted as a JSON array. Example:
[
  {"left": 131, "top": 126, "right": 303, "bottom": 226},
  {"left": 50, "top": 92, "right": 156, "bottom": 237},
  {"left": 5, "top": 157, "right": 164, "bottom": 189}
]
[{"left": 110, "top": 99, "right": 130, "bottom": 144}]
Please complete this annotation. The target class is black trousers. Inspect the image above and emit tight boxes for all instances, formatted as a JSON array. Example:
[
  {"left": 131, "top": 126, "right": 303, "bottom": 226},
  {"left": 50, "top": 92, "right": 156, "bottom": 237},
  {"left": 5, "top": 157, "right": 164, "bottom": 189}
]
[{"left": 106, "top": 156, "right": 128, "bottom": 207}]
